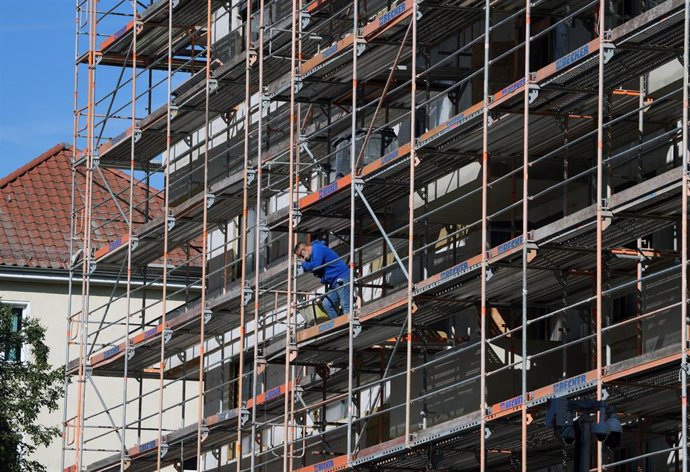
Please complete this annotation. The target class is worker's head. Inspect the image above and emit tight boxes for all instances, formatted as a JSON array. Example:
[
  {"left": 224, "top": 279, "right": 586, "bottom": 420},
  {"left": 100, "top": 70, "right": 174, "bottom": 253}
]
[{"left": 293, "top": 242, "right": 311, "bottom": 261}]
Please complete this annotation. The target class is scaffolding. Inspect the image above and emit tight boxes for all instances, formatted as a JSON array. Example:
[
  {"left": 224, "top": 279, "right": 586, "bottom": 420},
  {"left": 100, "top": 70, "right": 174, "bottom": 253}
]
[{"left": 62, "top": 0, "right": 690, "bottom": 471}]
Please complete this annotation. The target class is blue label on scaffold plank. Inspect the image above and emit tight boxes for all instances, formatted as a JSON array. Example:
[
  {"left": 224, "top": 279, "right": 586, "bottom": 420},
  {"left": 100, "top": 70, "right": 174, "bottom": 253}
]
[
  {"left": 556, "top": 44, "right": 589, "bottom": 71},
  {"left": 379, "top": 3, "right": 406, "bottom": 27}
]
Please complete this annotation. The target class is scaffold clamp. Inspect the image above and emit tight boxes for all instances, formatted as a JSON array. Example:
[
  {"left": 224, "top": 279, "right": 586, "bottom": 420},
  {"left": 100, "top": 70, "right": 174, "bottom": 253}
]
[
  {"left": 163, "top": 328, "right": 173, "bottom": 345},
  {"left": 301, "top": 12, "right": 311, "bottom": 30},
  {"left": 204, "top": 309, "right": 213, "bottom": 325},
  {"left": 528, "top": 84, "right": 540, "bottom": 105},
  {"left": 355, "top": 41, "right": 367, "bottom": 57},
  {"left": 246, "top": 168, "right": 256, "bottom": 186},
  {"left": 352, "top": 319, "right": 362, "bottom": 338},
  {"left": 207, "top": 193, "right": 216, "bottom": 209},
  {"left": 243, "top": 283, "right": 253, "bottom": 306},
  {"left": 603, "top": 42, "right": 615, "bottom": 65},
  {"left": 208, "top": 79, "right": 219, "bottom": 94},
  {"left": 680, "top": 364, "right": 690, "bottom": 376},
  {"left": 261, "top": 94, "right": 270, "bottom": 113},
  {"left": 288, "top": 344, "right": 299, "bottom": 362},
  {"left": 292, "top": 209, "right": 303, "bottom": 228},
  {"left": 70, "top": 248, "right": 83, "bottom": 267},
  {"left": 256, "top": 356, "right": 267, "bottom": 375},
  {"left": 353, "top": 177, "right": 364, "bottom": 193},
  {"left": 91, "top": 149, "right": 100, "bottom": 169},
  {"left": 248, "top": 49, "right": 258, "bottom": 68},
  {"left": 600, "top": 208, "right": 613, "bottom": 231},
  {"left": 157, "top": 441, "right": 170, "bottom": 459},
  {"left": 200, "top": 425, "right": 210, "bottom": 443},
  {"left": 241, "top": 408, "right": 251, "bottom": 426}
]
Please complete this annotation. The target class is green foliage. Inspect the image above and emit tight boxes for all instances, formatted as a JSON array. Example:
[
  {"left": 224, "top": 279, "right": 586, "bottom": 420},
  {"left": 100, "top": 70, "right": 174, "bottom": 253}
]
[{"left": 0, "top": 302, "right": 64, "bottom": 472}]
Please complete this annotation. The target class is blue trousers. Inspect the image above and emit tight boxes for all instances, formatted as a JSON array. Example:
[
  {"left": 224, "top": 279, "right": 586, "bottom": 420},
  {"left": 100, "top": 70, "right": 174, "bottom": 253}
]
[{"left": 322, "top": 282, "right": 350, "bottom": 319}]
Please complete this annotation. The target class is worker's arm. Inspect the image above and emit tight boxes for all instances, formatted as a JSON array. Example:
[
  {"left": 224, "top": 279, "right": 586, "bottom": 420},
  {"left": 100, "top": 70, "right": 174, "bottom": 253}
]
[{"left": 300, "top": 245, "right": 323, "bottom": 272}]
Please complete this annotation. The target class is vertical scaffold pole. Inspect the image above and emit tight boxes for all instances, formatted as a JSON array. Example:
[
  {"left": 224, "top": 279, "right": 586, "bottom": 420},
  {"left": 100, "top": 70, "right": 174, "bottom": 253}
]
[
  {"left": 250, "top": 0, "right": 265, "bottom": 468},
  {"left": 62, "top": 0, "right": 82, "bottom": 468},
  {"left": 236, "top": 0, "right": 254, "bottom": 466},
  {"left": 595, "top": 0, "right": 606, "bottom": 470},
  {"left": 347, "top": 0, "right": 358, "bottom": 464},
  {"left": 521, "top": 0, "right": 531, "bottom": 470},
  {"left": 284, "top": 0, "right": 298, "bottom": 467},
  {"left": 479, "top": 0, "right": 490, "bottom": 469},
  {"left": 195, "top": 0, "right": 213, "bottom": 469},
  {"left": 155, "top": 0, "right": 174, "bottom": 468},
  {"left": 681, "top": 0, "right": 689, "bottom": 470},
  {"left": 120, "top": 0, "right": 138, "bottom": 469},
  {"left": 404, "top": 0, "right": 418, "bottom": 447},
  {"left": 75, "top": 0, "right": 98, "bottom": 468}
]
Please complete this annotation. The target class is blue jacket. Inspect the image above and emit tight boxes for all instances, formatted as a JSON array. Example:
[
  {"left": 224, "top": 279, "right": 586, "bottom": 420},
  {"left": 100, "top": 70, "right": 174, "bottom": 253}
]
[{"left": 300, "top": 240, "right": 349, "bottom": 286}]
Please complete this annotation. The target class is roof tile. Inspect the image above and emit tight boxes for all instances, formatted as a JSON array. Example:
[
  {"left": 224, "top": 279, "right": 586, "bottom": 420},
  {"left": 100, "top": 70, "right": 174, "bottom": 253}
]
[{"left": 0, "top": 144, "right": 179, "bottom": 270}]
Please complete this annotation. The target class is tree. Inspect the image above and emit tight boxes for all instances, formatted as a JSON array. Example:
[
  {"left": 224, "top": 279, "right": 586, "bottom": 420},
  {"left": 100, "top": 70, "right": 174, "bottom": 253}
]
[{"left": 0, "top": 302, "right": 63, "bottom": 472}]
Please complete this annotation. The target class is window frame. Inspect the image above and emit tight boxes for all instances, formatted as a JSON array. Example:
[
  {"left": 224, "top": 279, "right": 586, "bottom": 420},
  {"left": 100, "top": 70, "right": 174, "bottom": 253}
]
[{"left": 1, "top": 301, "right": 30, "bottom": 363}]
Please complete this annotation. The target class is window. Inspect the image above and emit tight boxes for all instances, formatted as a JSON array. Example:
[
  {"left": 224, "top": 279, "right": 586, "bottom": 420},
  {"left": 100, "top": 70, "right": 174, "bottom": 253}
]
[{"left": 2, "top": 303, "right": 28, "bottom": 362}]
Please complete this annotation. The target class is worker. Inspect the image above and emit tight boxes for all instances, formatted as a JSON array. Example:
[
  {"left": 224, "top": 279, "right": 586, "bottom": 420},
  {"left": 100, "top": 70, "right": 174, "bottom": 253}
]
[{"left": 294, "top": 240, "right": 351, "bottom": 320}]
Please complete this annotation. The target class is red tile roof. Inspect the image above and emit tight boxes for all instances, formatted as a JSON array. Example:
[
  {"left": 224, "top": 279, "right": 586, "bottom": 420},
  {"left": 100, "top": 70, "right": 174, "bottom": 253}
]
[{"left": 0, "top": 144, "right": 168, "bottom": 270}]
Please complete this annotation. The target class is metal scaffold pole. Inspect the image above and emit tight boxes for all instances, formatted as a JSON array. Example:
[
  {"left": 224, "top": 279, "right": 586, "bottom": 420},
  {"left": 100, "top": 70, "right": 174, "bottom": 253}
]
[
  {"left": 195, "top": 0, "right": 214, "bottom": 468},
  {"left": 62, "top": 0, "right": 82, "bottom": 468},
  {"left": 479, "top": 0, "right": 490, "bottom": 469},
  {"left": 75, "top": 1, "right": 98, "bottom": 468},
  {"left": 250, "top": 0, "right": 265, "bottom": 468},
  {"left": 347, "top": 0, "right": 359, "bottom": 464},
  {"left": 284, "top": 0, "right": 298, "bottom": 467},
  {"left": 596, "top": 0, "right": 607, "bottom": 469},
  {"left": 120, "top": 0, "right": 139, "bottom": 469},
  {"left": 681, "top": 0, "right": 689, "bottom": 470},
  {"left": 155, "top": 0, "right": 174, "bottom": 468},
  {"left": 404, "top": 0, "right": 418, "bottom": 448},
  {"left": 236, "top": 0, "right": 254, "bottom": 466},
  {"left": 521, "top": 0, "right": 531, "bottom": 470}
]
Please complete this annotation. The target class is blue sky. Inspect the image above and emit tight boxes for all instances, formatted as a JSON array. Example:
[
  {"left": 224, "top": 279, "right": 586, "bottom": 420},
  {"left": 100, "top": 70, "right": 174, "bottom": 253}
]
[{"left": 0, "top": 1, "right": 75, "bottom": 178}]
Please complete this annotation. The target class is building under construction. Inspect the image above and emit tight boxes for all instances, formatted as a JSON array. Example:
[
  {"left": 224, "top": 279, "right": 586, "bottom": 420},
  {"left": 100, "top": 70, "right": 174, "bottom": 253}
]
[{"left": 63, "top": 0, "right": 690, "bottom": 470}]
